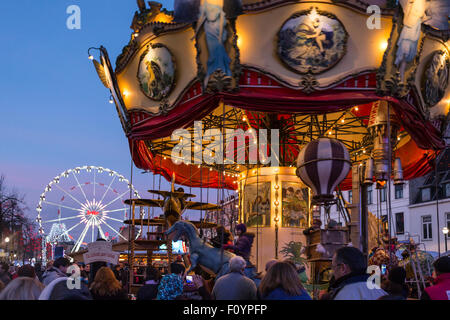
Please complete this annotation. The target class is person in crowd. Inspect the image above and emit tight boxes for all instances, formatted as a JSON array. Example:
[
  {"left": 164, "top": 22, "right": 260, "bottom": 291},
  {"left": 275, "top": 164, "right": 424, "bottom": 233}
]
[
  {"left": 0, "top": 277, "right": 44, "bottom": 300},
  {"left": 170, "top": 261, "right": 186, "bottom": 276},
  {"left": 303, "top": 218, "right": 322, "bottom": 235},
  {"left": 223, "top": 224, "right": 254, "bottom": 262},
  {"left": 0, "top": 262, "right": 11, "bottom": 286},
  {"left": 259, "top": 261, "right": 311, "bottom": 300},
  {"left": 9, "top": 266, "right": 18, "bottom": 280},
  {"left": 17, "top": 265, "right": 36, "bottom": 279},
  {"left": 137, "top": 266, "right": 161, "bottom": 300},
  {"left": 211, "top": 256, "right": 257, "bottom": 300},
  {"left": 327, "top": 246, "right": 387, "bottom": 300},
  {"left": 34, "top": 263, "right": 43, "bottom": 282},
  {"left": 380, "top": 266, "right": 409, "bottom": 299},
  {"left": 89, "top": 266, "right": 128, "bottom": 300},
  {"left": 113, "top": 264, "right": 124, "bottom": 284},
  {"left": 421, "top": 255, "right": 450, "bottom": 300},
  {"left": 0, "top": 280, "right": 4, "bottom": 293},
  {"left": 211, "top": 226, "right": 233, "bottom": 249},
  {"left": 181, "top": 272, "right": 212, "bottom": 300},
  {"left": 42, "top": 257, "right": 70, "bottom": 286},
  {"left": 156, "top": 273, "right": 184, "bottom": 300},
  {"left": 264, "top": 259, "right": 278, "bottom": 274}
]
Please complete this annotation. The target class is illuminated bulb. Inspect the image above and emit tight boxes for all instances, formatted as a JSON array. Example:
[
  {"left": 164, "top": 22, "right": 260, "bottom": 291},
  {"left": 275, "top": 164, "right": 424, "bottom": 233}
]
[
  {"left": 242, "top": 116, "right": 247, "bottom": 121},
  {"left": 328, "top": 131, "right": 332, "bottom": 135},
  {"left": 274, "top": 201, "right": 279, "bottom": 206},
  {"left": 363, "top": 150, "right": 366, "bottom": 154},
  {"left": 134, "top": 32, "right": 139, "bottom": 38},
  {"left": 354, "top": 106, "right": 359, "bottom": 111},
  {"left": 109, "top": 98, "right": 114, "bottom": 104},
  {"left": 197, "top": 165, "right": 201, "bottom": 168},
  {"left": 209, "top": 168, "right": 212, "bottom": 171},
  {"left": 341, "top": 118, "right": 345, "bottom": 123},
  {"left": 163, "top": 156, "right": 167, "bottom": 160},
  {"left": 123, "top": 90, "right": 129, "bottom": 97},
  {"left": 88, "top": 55, "right": 94, "bottom": 60},
  {"left": 274, "top": 185, "right": 279, "bottom": 190},
  {"left": 380, "top": 41, "right": 388, "bottom": 51},
  {"left": 397, "top": 136, "right": 401, "bottom": 141}
]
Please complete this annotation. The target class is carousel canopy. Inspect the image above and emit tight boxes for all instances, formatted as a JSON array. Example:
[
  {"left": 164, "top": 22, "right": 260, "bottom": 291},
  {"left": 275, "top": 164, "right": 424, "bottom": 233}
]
[{"left": 92, "top": 0, "right": 450, "bottom": 190}]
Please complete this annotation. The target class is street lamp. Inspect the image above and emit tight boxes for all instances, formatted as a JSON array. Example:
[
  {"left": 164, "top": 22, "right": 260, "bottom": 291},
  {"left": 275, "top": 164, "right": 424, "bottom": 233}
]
[
  {"left": 4, "top": 237, "right": 10, "bottom": 243},
  {"left": 443, "top": 227, "right": 449, "bottom": 253}
]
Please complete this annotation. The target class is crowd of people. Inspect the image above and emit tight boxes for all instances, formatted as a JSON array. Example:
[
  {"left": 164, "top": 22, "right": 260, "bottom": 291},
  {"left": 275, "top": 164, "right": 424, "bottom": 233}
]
[{"left": 0, "top": 222, "right": 449, "bottom": 300}]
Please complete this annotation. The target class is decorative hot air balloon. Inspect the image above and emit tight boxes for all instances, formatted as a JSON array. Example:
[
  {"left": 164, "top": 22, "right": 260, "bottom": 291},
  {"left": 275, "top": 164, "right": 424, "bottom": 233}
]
[{"left": 296, "top": 138, "right": 351, "bottom": 203}]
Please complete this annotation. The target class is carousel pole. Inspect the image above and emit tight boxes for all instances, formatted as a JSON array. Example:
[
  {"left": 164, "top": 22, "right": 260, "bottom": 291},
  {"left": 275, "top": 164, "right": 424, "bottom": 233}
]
[
  {"left": 127, "top": 140, "right": 135, "bottom": 294},
  {"left": 387, "top": 104, "right": 393, "bottom": 263}
]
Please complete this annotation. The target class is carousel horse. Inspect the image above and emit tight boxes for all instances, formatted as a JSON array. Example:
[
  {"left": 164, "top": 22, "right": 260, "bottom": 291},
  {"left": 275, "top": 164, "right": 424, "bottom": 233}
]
[{"left": 165, "top": 220, "right": 237, "bottom": 278}]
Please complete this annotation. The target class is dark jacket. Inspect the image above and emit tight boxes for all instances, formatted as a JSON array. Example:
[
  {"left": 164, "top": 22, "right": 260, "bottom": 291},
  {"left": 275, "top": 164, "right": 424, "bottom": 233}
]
[
  {"left": 137, "top": 282, "right": 159, "bottom": 300},
  {"left": 262, "top": 287, "right": 311, "bottom": 300},
  {"left": 48, "top": 279, "right": 92, "bottom": 300},
  {"left": 223, "top": 232, "right": 255, "bottom": 260},
  {"left": 212, "top": 271, "right": 257, "bottom": 300},
  {"left": 90, "top": 288, "right": 128, "bottom": 300},
  {"left": 421, "top": 273, "right": 450, "bottom": 300}
]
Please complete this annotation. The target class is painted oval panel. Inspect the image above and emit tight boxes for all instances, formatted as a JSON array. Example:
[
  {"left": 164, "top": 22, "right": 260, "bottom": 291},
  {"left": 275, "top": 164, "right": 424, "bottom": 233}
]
[
  {"left": 138, "top": 44, "right": 175, "bottom": 101},
  {"left": 422, "top": 50, "right": 449, "bottom": 108},
  {"left": 278, "top": 8, "right": 348, "bottom": 74}
]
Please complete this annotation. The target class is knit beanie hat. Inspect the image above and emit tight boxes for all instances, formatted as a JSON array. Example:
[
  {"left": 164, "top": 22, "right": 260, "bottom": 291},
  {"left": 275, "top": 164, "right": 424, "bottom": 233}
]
[{"left": 236, "top": 223, "right": 247, "bottom": 233}]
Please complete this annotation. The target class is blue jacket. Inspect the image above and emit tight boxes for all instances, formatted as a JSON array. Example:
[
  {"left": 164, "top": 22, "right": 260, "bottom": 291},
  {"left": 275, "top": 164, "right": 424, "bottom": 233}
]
[{"left": 263, "top": 287, "right": 311, "bottom": 300}]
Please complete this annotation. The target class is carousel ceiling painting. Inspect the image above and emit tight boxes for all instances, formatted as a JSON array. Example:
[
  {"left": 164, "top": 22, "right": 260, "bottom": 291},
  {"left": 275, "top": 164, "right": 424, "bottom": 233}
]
[{"left": 91, "top": 0, "right": 450, "bottom": 190}]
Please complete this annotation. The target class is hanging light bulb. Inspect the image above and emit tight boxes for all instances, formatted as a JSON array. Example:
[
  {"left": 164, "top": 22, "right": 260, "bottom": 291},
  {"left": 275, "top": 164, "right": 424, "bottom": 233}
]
[{"left": 88, "top": 55, "right": 94, "bottom": 60}]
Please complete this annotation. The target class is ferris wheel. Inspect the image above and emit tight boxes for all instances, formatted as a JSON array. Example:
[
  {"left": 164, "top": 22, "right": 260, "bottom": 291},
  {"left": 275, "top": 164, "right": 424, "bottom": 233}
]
[{"left": 36, "top": 165, "right": 140, "bottom": 253}]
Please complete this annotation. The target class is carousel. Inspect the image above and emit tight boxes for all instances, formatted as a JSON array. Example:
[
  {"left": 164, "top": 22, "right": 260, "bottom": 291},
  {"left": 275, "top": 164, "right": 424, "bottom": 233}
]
[{"left": 90, "top": 0, "right": 450, "bottom": 294}]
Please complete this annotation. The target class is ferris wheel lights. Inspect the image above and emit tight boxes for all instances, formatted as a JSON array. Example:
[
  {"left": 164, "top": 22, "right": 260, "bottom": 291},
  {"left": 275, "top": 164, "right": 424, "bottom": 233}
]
[{"left": 354, "top": 106, "right": 359, "bottom": 111}]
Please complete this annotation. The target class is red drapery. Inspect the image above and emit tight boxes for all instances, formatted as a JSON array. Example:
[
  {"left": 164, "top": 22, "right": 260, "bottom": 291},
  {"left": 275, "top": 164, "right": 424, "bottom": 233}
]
[{"left": 127, "top": 76, "right": 444, "bottom": 190}]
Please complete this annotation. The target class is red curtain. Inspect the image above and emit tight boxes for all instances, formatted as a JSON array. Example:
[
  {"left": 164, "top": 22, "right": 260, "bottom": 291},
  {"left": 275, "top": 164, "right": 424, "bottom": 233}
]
[{"left": 127, "top": 81, "right": 444, "bottom": 190}]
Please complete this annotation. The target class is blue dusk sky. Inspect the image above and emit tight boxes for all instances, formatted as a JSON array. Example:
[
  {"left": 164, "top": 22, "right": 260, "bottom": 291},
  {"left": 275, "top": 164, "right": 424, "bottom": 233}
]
[{"left": 0, "top": 0, "right": 225, "bottom": 224}]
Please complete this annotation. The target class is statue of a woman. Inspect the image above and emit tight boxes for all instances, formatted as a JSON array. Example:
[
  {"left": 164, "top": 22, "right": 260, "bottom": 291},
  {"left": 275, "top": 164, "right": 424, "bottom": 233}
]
[
  {"left": 194, "top": 0, "right": 232, "bottom": 86},
  {"left": 395, "top": 0, "right": 449, "bottom": 82}
]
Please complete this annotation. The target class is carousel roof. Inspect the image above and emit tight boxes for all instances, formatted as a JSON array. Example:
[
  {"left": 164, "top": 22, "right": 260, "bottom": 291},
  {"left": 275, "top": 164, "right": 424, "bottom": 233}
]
[{"left": 92, "top": 0, "right": 449, "bottom": 190}]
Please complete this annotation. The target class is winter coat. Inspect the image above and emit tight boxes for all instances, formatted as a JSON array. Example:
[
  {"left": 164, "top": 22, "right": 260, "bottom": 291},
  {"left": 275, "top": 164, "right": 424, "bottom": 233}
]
[
  {"left": 262, "top": 287, "right": 311, "bottom": 300},
  {"left": 0, "top": 273, "right": 11, "bottom": 286},
  {"left": 328, "top": 273, "right": 387, "bottom": 300},
  {"left": 212, "top": 272, "right": 257, "bottom": 300},
  {"left": 223, "top": 233, "right": 255, "bottom": 261},
  {"left": 39, "top": 277, "right": 92, "bottom": 300},
  {"left": 422, "top": 273, "right": 450, "bottom": 300},
  {"left": 137, "top": 281, "right": 159, "bottom": 300},
  {"left": 42, "top": 267, "right": 67, "bottom": 286},
  {"left": 90, "top": 288, "right": 128, "bottom": 300}
]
